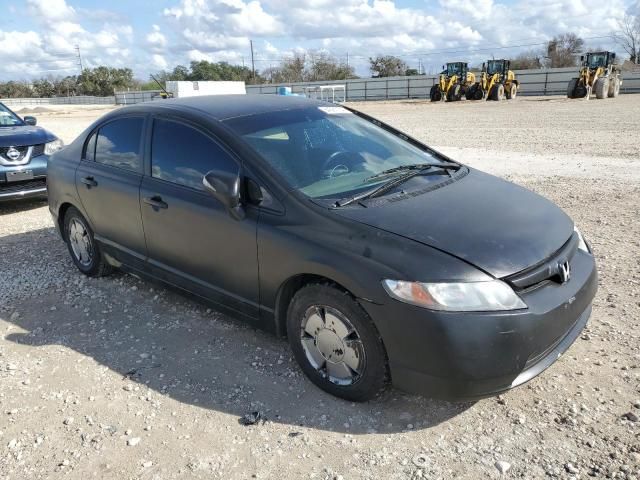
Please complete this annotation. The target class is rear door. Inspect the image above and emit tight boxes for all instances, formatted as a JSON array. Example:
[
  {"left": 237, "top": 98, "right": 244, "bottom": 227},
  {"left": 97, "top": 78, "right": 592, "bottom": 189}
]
[
  {"left": 75, "top": 116, "right": 147, "bottom": 264},
  {"left": 139, "top": 116, "right": 259, "bottom": 319}
]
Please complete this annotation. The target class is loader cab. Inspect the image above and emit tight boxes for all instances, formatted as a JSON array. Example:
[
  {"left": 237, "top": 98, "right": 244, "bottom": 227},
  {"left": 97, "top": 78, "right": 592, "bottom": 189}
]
[
  {"left": 486, "top": 60, "right": 509, "bottom": 76},
  {"left": 446, "top": 62, "right": 467, "bottom": 78},
  {"left": 583, "top": 52, "right": 614, "bottom": 69}
]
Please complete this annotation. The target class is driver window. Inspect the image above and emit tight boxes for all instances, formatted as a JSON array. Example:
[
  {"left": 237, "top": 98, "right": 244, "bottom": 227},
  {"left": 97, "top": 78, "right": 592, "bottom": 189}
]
[{"left": 151, "top": 118, "right": 237, "bottom": 192}]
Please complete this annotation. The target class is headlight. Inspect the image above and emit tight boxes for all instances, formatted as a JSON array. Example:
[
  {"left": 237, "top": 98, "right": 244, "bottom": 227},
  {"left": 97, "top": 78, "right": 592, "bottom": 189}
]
[
  {"left": 44, "top": 139, "right": 64, "bottom": 155},
  {"left": 574, "top": 227, "right": 590, "bottom": 253},
  {"left": 382, "top": 279, "right": 527, "bottom": 312}
]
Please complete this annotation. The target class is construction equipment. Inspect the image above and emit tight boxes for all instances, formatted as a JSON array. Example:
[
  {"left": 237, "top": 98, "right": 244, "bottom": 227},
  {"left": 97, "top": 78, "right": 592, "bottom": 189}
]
[
  {"left": 567, "top": 51, "right": 622, "bottom": 100},
  {"left": 150, "top": 74, "right": 174, "bottom": 100},
  {"left": 429, "top": 62, "right": 475, "bottom": 102},
  {"left": 466, "top": 59, "right": 519, "bottom": 101}
]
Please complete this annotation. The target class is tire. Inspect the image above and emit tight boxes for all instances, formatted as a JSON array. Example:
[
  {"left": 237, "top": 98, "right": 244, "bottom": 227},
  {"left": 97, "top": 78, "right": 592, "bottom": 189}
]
[
  {"left": 286, "top": 284, "right": 388, "bottom": 402},
  {"left": 506, "top": 83, "right": 517, "bottom": 100},
  {"left": 594, "top": 78, "right": 609, "bottom": 99},
  {"left": 473, "top": 87, "right": 485, "bottom": 100},
  {"left": 63, "top": 207, "right": 113, "bottom": 277},
  {"left": 447, "top": 84, "right": 461, "bottom": 102},
  {"left": 608, "top": 77, "right": 620, "bottom": 98},
  {"left": 574, "top": 83, "right": 588, "bottom": 99},
  {"left": 489, "top": 83, "right": 504, "bottom": 101},
  {"left": 567, "top": 78, "right": 578, "bottom": 98},
  {"left": 465, "top": 84, "right": 476, "bottom": 100},
  {"left": 430, "top": 85, "right": 442, "bottom": 102}
]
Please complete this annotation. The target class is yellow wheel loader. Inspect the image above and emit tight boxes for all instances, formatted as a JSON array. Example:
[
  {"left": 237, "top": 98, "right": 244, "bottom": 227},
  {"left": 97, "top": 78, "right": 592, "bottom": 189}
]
[
  {"left": 567, "top": 51, "right": 622, "bottom": 100},
  {"left": 467, "top": 59, "right": 519, "bottom": 101},
  {"left": 429, "top": 62, "right": 476, "bottom": 102}
]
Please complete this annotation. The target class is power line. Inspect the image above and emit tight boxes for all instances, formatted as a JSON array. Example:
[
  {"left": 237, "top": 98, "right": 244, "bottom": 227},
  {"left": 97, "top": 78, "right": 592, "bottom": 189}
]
[{"left": 250, "top": 33, "right": 616, "bottom": 63}]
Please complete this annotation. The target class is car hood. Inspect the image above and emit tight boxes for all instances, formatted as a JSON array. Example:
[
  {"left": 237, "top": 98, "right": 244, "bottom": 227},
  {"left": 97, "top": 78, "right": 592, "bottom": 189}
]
[
  {"left": 0, "top": 125, "right": 56, "bottom": 147},
  {"left": 332, "top": 168, "right": 573, "bottom": 278}
]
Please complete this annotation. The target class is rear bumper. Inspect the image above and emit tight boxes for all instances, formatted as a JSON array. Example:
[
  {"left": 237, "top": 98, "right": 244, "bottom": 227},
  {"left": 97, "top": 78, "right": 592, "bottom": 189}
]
[
  {"left": 363, "top": 250, "right": 598, "bottom": 400},
  {"left": 0, "top": 155, "right": 48, "bottom": 202}
]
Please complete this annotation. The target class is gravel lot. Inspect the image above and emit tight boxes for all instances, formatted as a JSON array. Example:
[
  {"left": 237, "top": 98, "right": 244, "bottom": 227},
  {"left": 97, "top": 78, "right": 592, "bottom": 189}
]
[{"left": 1, "top": 96, "right": 639, "bottom": 479}]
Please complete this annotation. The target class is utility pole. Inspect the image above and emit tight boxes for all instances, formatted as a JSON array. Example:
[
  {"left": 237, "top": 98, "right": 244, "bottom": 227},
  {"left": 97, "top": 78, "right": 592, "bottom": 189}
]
[
  {"left": 75, "top": 45, "right": 84, "bottom": 74},
  {"left": 250, "top": 40, "right": 256, "bottom": 82},
  {"left": 346, "top": 52, "right": 349, "bottom": 68}
]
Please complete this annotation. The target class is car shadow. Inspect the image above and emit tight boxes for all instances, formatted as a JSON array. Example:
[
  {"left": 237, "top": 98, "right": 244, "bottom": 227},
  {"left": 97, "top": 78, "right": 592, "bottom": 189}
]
[
  {"left": 0, "top": 197, "right": 48, "bottom": 216},
  {"left": 1, "top": 226, "right": 473, "bottom": 434}
]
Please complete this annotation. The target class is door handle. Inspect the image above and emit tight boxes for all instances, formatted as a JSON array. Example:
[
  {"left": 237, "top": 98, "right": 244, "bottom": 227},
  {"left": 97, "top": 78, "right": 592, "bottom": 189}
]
[
  {"left": 80, "top": 176, "right": 98, "bottom": 188},
  {"left": 143, "top": 196, "right": 168, "bottom": 209}
]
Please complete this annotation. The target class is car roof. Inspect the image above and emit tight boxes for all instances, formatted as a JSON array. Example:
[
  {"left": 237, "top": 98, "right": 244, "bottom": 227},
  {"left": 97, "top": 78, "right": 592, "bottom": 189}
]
[{"left": 140, "top": 94, "right": 331, "bottom": 121}]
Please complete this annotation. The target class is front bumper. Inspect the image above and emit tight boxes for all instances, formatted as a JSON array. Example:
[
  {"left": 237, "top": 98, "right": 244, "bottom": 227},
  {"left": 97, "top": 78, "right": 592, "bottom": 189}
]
[
  {"left": 363, "top": 250, "right": 598, "bottom": 400},
  {"left": 0, "top": 155, "right": 49, "bottom": 202}
]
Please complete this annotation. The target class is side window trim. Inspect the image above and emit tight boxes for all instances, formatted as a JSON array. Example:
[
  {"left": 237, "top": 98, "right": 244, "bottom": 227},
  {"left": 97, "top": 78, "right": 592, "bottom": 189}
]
[
  {"left": 148, "top": 115, "right": 241, "bottom": 194},
  {"left": 82, "top": 129, "right": 97, "bottom": 161},
  {"left": 88, "top": 115, "right": 147, "bottom": 174}
]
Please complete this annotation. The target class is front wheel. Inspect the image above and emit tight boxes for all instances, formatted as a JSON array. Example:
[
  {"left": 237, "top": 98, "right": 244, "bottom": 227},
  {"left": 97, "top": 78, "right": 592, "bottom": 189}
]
[
  {"left": 506, "top": 83, "right": 517, "bottom": 100},
  {"left": 287, "top": 284, "right": 388, "bottom": 402},
  {"left": 489, "top": 83, "right": 505, "bottom": 101},
  {"left": 64, "top": 207, "right": 113, "bottom": 277}
]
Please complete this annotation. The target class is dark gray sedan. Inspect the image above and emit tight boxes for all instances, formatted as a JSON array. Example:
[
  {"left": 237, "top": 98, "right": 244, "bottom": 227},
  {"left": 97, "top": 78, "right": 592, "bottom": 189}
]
[{"left": 47, "top": 95, "right": 597, "bottom": 401}]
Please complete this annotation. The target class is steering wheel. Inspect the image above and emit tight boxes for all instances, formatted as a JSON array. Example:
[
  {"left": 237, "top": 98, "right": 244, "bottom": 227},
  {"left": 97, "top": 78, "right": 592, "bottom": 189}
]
[{"left": 322, "top": 151, "right": 365, "bottom": 178}]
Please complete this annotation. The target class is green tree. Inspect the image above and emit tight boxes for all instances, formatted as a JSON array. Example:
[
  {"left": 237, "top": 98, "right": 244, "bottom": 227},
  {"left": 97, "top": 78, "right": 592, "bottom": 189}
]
[
  {"left": 511, "top": 51, "right": 543, "bottom": 70},
  {"left": 78, "top": 66, "right": 135, "bottom": 96}
]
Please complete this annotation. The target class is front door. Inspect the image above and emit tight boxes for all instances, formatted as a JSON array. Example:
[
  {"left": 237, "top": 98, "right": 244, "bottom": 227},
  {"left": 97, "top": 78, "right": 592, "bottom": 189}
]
[
  {"left": 75, "top": 116, "right": 147, "bottom": 263},
  {"left": 140, "top": 116, "right": 259, "bottom": 319}
]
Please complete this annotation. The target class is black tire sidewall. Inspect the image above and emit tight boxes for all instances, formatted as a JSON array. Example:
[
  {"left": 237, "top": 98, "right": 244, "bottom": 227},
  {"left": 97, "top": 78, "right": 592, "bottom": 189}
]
[
  {"left": 64, "top": 207, "right": 103, "bottom": 276},
  {"left": 286, "top": 284, "right": 388, "bottom": 402}
]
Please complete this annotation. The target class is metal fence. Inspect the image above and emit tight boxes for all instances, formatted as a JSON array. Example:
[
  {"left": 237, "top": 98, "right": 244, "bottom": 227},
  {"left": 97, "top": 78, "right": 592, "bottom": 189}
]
[
  {"left": 114, "top": 90, "right": 164, "bottom": 105},
  {"left": 246, "top": 67, "right": 640, "bottom": 101},
  {"left": 0, "top": 95, "right": 115, "bottom": 106}
]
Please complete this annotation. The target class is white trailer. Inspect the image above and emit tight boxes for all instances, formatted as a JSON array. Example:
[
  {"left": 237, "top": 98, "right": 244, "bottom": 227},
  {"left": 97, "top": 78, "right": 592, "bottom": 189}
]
[{"left": 165, "top": 81, "right": 246, "bottom": 98}]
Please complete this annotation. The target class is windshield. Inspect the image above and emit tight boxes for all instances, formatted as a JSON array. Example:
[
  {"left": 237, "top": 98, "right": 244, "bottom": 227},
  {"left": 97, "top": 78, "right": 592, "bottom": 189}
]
[
  {"left": 587, "top": 53, "right": 607, "bottom": 68},
  {"left": 486, "top": 60, "right": 504, "bottom": 75},
  {"left": 0, "top": 103, "right": 24, "bottom": 127},
  {"left": 447, "top": 64, "right": 464, "bottom": 76},
  {"left": 224, "top": 106, "right": 449, "bottom": 199}
]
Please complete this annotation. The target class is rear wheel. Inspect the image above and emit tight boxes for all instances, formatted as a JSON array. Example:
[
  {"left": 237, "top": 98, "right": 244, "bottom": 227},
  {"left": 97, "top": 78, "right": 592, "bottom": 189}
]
[
  {"left": 506, "top": 83, "right": 517, "bottom": 100},
  {"left": 64, "top": 207, "right": 113, "bottom": 277},
  {"left": 567, "top": 78, "right": 578, "bottom": 98},
  {"left": 595, "top": 77, "right": 609, "bottom": 99},
  {"left": 489, "top": 83, "right": 505, "bottom": 101},
  {"left": 473, "top": 87, "right": 485, "bottom": 100},
  {"left": 465, "top": 84, "right": 476, "bottom": 100},
  {"left": 608, "top": 77, "right": 620, "bottom": 98},
  {"left": 286, "top": 284, "right": 388, "bottom": 402}
]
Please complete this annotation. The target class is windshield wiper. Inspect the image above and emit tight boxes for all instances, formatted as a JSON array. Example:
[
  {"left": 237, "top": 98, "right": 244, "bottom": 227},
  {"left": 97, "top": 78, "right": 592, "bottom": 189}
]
[
  {"left": 363, "top": 163, "right": 460, "bottom": 183},
  {"left": 336, "top": 163, "right": 462, "bottom": 207}
]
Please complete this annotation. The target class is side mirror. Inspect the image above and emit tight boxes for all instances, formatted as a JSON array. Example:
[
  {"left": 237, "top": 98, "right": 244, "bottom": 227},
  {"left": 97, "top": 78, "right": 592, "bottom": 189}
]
[
  {"left": 23, "top": 116, "right": 37, "bottom": 126},
  {"left": 611, "top": 53, "right": 616, "bottom": 60},
  {"left": 580, "top": 55, "right": 584, "bottom": 62},
  {"left": 203, "top": 169, "right": 245, "bottom": 220}
]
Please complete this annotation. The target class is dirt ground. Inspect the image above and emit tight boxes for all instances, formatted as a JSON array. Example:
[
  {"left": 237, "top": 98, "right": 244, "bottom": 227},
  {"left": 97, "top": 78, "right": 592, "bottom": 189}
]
[{"left": 1, "top": 96, "right": 639, "bottom": 479}]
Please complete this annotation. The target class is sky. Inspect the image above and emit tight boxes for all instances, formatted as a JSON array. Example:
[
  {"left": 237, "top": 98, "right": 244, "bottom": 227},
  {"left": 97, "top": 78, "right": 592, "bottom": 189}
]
[{"left": 0, "top": 0, "right": 637, "bottom": 81}]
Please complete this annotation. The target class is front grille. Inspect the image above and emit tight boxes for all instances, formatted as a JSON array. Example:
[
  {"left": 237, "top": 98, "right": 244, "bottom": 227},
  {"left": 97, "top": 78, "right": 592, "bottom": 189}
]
[
  {"left": 0, "top": 178, "right": 46, "bottom": 194},
  {"left": 0, "top": 145, "right": 29, "bottom": 163},
  {"left": 32, "top": 144, "right": 45, "bottom": 157},
  {"left": 505, "top": 233, "right": 579, "bottom": 290}
]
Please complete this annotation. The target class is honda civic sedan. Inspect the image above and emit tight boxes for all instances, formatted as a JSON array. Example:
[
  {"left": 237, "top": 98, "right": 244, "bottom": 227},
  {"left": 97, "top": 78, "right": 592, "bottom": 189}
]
[{"left": 47, "top": 95, "right": 597, "bottom": 401}]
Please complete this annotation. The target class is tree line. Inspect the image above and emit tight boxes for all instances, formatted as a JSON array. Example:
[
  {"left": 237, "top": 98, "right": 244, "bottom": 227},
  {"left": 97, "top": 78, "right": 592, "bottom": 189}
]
[{"left": 1, "top": 19, "right": 638, "bottom": 99}]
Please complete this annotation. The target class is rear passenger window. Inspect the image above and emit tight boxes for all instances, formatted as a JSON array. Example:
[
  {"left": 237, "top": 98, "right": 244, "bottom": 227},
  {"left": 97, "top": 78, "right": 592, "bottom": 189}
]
[
  {"left": 151, "top": 118, "right": 237, "bottom": 191},
  {"left": 95, "top": 118, "right": 144, "bottom": 172}
]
